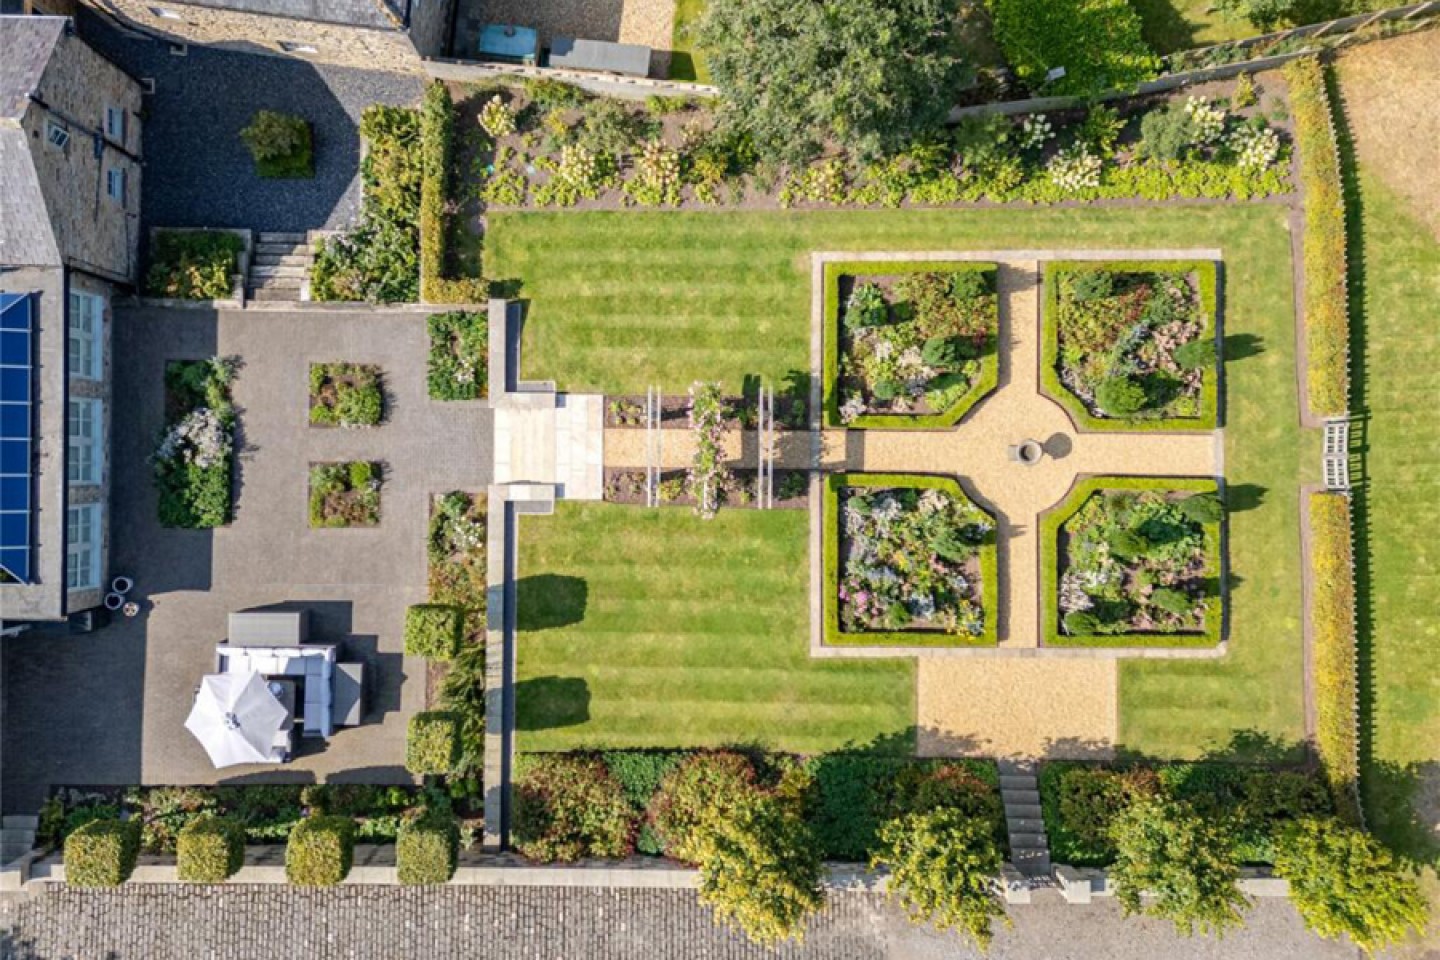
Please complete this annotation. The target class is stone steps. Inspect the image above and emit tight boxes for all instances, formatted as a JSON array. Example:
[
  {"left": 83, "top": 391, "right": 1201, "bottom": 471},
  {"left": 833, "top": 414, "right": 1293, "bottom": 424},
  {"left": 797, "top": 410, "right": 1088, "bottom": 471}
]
[
  {"left": 1, "top": 815, "right": 37, "bottom": 866},
  {"left": 998, "top": 759, "right": 1052, "bottom": 880},
  {"left": 246, "top": 231, "right": 314, "bottom": 303}
]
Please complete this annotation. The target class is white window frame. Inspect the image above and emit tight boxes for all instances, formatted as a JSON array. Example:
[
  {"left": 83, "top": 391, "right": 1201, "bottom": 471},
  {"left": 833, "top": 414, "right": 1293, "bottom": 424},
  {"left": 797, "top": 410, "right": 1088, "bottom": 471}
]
[
  {"left": 104, "top": 106, "right": 126, "bottom": 142},
  {"left": 68, "top": 292, "right": 103, "bottom": 382},
  {"left": 44, "top": 120, "right": 69, "bottom": 150},
  {"left": 105, "top": 167, "right": 126, "bottom": 204},
  {"left": 68, "top": 398, "right": 103, "bottom": 487},
  {"left": 66, "top": 503, "right": 101, "bottom": 592}
]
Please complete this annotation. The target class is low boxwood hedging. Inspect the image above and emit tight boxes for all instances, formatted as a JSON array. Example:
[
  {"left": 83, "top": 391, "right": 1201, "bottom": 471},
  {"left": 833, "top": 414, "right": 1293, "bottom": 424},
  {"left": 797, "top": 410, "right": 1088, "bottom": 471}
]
[
  {"left": 1041, "top": 475, "right": 1224, "bottom": 648},
  {"left": 397, "top": 811, "right": 458, "bottom": 885},
  {"left": 176, "top": 815, "right": 244, "bottom": 883},
  {"left": 63, "top": 818, "right": 139, "bottom": 888},
  {"left": 407, "top": 711, "right": 461, "bottom": 775},
  {"left": 822, "top": 260, "right": 1000, "bottom": 429},
  {"left": 1284, "top": 57, "right": 1348, "bottom": 420},
  {"left": 1309, "top": 492, "right": 1360, "bottom": 824},
  {"left": 1040, "top": 260, "right": 1220, "bottom": 432},
  {"left": 419, "top": 82, "right": 489, "bottom": 305},
  {"left": 823, "top": 473, "right": 998, "bottom": 648},
  {"left": 285, "top": 815, "right": 354, "bottom": 887},
  {"left": 404, "top": 604, "right": 463, "bottom": 660}
]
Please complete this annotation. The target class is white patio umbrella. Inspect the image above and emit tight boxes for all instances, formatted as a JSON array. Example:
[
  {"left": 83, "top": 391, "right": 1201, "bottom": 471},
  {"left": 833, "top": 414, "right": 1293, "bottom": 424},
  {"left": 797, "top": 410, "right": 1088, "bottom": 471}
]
[{"left": 185, "top": 671, "right": 288, "bottom": 768}]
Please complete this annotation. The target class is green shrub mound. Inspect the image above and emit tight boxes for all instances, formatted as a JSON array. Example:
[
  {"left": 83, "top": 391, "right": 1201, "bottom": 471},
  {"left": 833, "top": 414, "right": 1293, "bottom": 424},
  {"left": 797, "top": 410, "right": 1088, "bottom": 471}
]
[
  {"left": 176, "top": 816, "right": 244, "bottom": 883},
  {"left": 308, "top": 461, "right": 382, "bottom": 528},
  {"left": 648, "top": 751, "right": 758, "bottom": 863},
  {"left": 397, "top": 812, "right": 458, "bottom": 885},
  {"left": 404, "top": 604, "right": 463, "bottom": 660},
  {"left": 146, "top": 230, "right": 244, "bottom": 300},
  {"left": 240, "top": 110, "right": 313, "bottom": 179},
  {"left": 872, "top": 808, "right": 1007, "bottom": 949},
  {"left": 285, "top": 815, "right": 354, "bottom": 887},
  {"left": 406, "top": 711, "right": 461, "bottom": 775},
  {"left": 64, "top": 818, "right": 139, "bottom": 888},
  {"left": 154, "top": 358, "right": 237, "bottom": 529},
  {"left": 308, "top": 363, "right": 383, "bottom": 427},
  {"left": 512, "top": 755, "right": 634, "bottom": 862}
]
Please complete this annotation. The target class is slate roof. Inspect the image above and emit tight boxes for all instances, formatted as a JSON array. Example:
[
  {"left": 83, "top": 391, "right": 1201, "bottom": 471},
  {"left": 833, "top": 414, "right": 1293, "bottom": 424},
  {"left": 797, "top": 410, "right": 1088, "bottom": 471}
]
[
  {"left": 0, "top": 16, "right": 65, "bottom": 119},
  {"left": 179, "top": 0, "right": 407, "bottom": 31}
]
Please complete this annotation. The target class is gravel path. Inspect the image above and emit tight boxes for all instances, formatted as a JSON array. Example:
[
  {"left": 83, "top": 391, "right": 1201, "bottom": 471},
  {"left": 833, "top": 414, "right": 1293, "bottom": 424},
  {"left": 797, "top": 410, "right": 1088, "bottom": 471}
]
[{"left": 0, "top": 886, "right": 1357, "bottom": 960}]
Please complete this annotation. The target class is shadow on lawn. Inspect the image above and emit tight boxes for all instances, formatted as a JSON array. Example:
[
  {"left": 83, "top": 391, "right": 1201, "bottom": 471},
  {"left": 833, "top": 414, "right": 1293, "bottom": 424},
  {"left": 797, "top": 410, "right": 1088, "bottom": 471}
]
[
  {"left": 515, "top": 676, "right": 590, "bottom": 730},
  {"left": 1223, "top": 333, "right": 1265, "bottom": 362},
  {"left": 515, "top": 575, "right": 588, "bottom": 631}
]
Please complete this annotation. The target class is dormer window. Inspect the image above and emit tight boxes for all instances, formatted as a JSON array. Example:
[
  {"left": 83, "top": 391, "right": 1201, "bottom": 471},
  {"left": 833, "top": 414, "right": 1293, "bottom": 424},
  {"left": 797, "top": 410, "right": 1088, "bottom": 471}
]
[{"left": 45, "top": 120, "right": 69, "bottom": 150}]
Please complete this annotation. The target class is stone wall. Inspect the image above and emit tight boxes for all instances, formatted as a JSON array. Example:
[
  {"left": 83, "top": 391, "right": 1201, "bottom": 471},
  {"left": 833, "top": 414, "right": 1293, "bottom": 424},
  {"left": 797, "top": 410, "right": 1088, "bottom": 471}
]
[
  {"left": 407, "top": 0, "right": 455, "bottom": 59},
  {"left": 96, "top": 0, "right": 425, "bottom": 73},
  {"left": 24, "top": 30, "right": 142, "bottom": 284}
]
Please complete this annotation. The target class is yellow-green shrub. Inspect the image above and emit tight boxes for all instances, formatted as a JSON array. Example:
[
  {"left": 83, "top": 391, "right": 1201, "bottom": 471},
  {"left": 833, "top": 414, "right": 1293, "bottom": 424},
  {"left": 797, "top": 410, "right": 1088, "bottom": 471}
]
[
  {"left": 64, "top": 819, "right": 139, "bottom": 888},
  {"left": 419, "top": 82, "right": 489, "bottom": 306},
  {"left": 1309, "top": 493, "right": 1359, "bottom": 824},
  {"left": 177, "top": 815, "right": 244, "bottom": 883},
  {"left": 1284, "top": 57, "right": 1349, "bottom": 419}
]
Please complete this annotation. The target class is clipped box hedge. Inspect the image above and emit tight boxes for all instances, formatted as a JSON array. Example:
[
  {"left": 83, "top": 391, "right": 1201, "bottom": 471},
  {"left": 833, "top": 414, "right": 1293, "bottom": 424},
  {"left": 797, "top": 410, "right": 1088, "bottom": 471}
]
[
  {"left": 404, "top": 604, "right": 463, "bottom": 660},
  {"left": 176, "top": 815, "right": 245, "bottom": 883},
  {"left": 407, "top": 711, "right": 461, "bottom": 775},
  {"left": 822, "top": 259, "right": 1001, "bottom": 430},
  {"left": 397, "top": 813, "right": 459, "bottom": 885},
  {"left": 822, "top": 472, "right": 999, "bottom": 648},
  {"left": 64, "top": 818, "right": 139, "bottom": 888},
  {"left": 285, "top": 815, "right": 354, "bottom": 887},
  {"left": 419, "top": 82, "right": 489, "bottom": 306},
  {"left": 1040, "top": 475, "right": 1224, "bottom": 648},
  {"left": 1309, "top": 492, "right": 1360, "bottom": 824},
  {"left": 1040, "top": 259, "right": 1220, "bottom": 432},
  {"left": 1284, "top": 57, "right": 1349, "bottom": 420}
]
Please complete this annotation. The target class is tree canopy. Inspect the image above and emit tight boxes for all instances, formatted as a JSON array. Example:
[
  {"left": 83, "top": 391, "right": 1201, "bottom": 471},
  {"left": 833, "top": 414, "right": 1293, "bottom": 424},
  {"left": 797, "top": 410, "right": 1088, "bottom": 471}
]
[
  {"left": 989, "top": 0, "right": 1159, "bottom": 97},
  {"left": 697, "top": 0, "right": 973, "bottom": 163}
]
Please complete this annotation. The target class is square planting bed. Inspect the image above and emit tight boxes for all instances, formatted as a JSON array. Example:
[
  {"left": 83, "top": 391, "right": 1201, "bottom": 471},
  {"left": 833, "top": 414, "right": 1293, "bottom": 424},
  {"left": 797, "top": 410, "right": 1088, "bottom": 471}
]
[
  {"left": 309, "top": 462, "right": 382, "bottom": 528},
  {"left": 824, "top": 261, "right": 1000, "bottom": 428},
  {"left": 1042, "top": 476, "right": 1224, "bottom": 648},
  {"left": 824, "top": 473, "right": 998, "bottom": 647},
  {"left": 309, "top": 363, "right": 384, "bottom": 427},
  {"left": 1042, "top": 260, "right": 1219, "bottom": 431}
]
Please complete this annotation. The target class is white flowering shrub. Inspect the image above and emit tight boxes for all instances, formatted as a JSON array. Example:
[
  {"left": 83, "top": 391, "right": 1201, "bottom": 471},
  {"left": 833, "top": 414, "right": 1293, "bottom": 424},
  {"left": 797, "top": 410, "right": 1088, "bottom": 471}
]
[
  {"left": 1183, "top": 97, "right": 1227, "bottom": 145},
  {"left": 478, "top": 95, "right": 516, "bottom": 138},
  {"left": 624, "top": 140, "right": 682, "bottom": 206},
  {"left": 1047, "top": 145, "right": 1102, "bottom": 193},
  {"left": 1227, "top": 123, "right": 1281, "bottom": 171},
  {"left": 1019, "top": 114, "right": 1054, "bottom": 151},
  {"left": 156, "top": 407, "right": 231, "bottom": 470}
]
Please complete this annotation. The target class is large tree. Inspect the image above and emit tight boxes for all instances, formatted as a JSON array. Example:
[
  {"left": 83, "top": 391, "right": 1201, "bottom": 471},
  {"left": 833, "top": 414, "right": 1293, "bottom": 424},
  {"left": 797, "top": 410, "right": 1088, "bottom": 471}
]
[{"left": 697, "top": 0, "right": 972, "bottom": 163}]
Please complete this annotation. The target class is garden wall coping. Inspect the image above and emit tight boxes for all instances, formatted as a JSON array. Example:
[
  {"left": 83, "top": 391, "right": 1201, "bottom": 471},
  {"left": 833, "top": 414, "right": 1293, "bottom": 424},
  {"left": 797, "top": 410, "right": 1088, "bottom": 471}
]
[{"left": 423, "top": 58, "right": 720, "bottom": 101}]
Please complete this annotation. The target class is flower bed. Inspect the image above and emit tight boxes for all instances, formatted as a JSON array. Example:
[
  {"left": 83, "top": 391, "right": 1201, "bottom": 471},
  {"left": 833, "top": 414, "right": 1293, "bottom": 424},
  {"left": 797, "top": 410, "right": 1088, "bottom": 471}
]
[
  {"left": 426, "top": 492, "right": 487, "bottom": 783},
  {"left": 308, "top": 462, "right": 382, "bottom": 528},
  {"left": 145, "top": 231, "right": 244, "bottom": 300},
  {"left": 154, "top": 358, "right": 236, "bottom": 528},
  {"left": 603, "top": 468, "right": 810, "bottom": 509},
  {"left": 1042, "top": 260, "right": 1219, "bottom": 431},
  {"left": 1043, "top": 476, "right": 1223, "bottom": 648},
  {"left": 824, "top": 473, "right": 998, "bottom": 648},
  {"left": 1039, "top": 761, "right": 1331, "bottom": 867},
  {"left": 823, "top": 261, "right": 999, "bottom": 428},
  {"left": 605, "top": 391, "right": 808, "bottom": 430},
  {"left": 426, "top": 311, "right": 488, "bottom": 400},
  {"left": 308, "top": 363, "right": 383, "bottom": 427}
]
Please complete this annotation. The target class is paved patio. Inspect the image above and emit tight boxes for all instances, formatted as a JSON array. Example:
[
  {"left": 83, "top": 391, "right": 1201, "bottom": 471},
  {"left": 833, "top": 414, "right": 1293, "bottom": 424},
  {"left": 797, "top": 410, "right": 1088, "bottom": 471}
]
[{"left": 3, "top": 306, "right": 492, "bottom": 811}]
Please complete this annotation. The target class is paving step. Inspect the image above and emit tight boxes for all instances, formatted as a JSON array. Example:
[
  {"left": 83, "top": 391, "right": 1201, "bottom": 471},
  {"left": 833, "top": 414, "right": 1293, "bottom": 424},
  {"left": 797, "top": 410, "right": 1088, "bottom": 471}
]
[
  {"left": 247, "top": 286, "right": 305, "bottom": 302},
  {"left": 1000, "top": 775, "right": 1039, "bottom": 791},
  {"left": 250, "top": 264, "right": 308, "bottom": 279},
  {"left": 2, "top": 815, "right": 38, "bottom": 831},
  {"left": 1008, "top": 831, "right": 1048, "bottom": 849},
  {"left": 257, "top": 231, "right": 307, "bottom": 244},
  {"left": 253, "top": 253, "right": 311, "bottom": 268},
  {"left": 1001, "top": 788, "right": 1040, "bottom": 806},
  {"left": 254, "top": 241, "right": 310, "bottom": 257},
  {"left": 1005, "top": 817, "right": 1046, "bottom": 835},
  {"left": 1004, "top": 803, "right": 1042, "bottom": 821},
  {"left": 1012, "top": 848, "right": 1052, "bottom": 878}
]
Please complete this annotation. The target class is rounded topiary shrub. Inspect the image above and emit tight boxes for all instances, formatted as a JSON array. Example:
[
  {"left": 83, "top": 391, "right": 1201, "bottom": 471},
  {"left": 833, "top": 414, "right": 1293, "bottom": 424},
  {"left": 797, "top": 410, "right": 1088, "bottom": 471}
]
[
  {"left": 397, "top": 812, "right": 458, "bottom": 885},
  {"left": 512, "top": 755, "right": 634, "bottom": 863},
  {"left": 64, "top": 818, "right": 139, "bottom": 888},
  {"left": 285, "top": 815, "right": 354, "bottom": 887},
  {"left": 406, "top": 711, "right": 461, "bottom": 775},
  {"left": 404, "top": 604, "right": 463, "bottom": 660},
  {"left": 177, "top": 815, "right": 245, "bottom": 883},
  {"left": 648, "top": 750, "right": 759, "bottom": 863}
]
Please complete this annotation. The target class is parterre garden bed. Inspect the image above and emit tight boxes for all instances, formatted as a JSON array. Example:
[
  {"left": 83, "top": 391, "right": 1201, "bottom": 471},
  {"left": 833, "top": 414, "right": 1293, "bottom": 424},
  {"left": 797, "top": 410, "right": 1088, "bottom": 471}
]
[
  {"left": 824, "top": 261, "right": 999, "bottom": 427},
  {"left": 1043, "top": 260, "right": 1219, "bottom": 430},
  {"left": 1045, "top": 476, "right": 1224, "bottom": 648},
  {"left": 825, "top": 474, "right": 998, "bottom": 648},
  {"left": 308, "top": 462, "right": 382, "bottom": 528},
  {"left": 153, "top": 358, "right": 237, "bottom": 529}
]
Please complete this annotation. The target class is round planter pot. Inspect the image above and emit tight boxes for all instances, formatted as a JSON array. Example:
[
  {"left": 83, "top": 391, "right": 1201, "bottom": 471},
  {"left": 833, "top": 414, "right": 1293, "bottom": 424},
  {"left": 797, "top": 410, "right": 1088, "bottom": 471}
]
[
  {"left": 111, "top": 576, "right": 134, "bottom": 596},
  {"left": 103, "top": 592, "right": 125, "bottom": 611}
]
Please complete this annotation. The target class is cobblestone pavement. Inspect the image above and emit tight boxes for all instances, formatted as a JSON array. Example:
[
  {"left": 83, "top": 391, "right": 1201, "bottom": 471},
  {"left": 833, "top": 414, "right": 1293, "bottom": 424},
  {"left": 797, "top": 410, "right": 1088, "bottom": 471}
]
[{"left": 0, "top": 887, "right": 1357, "bottom": 960}]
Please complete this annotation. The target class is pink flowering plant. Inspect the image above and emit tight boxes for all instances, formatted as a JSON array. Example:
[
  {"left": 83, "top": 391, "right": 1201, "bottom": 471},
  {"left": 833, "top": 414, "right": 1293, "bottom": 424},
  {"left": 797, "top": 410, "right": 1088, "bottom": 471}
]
[{"left": 688, "top": 381, "right": 730, "bottom": 519}]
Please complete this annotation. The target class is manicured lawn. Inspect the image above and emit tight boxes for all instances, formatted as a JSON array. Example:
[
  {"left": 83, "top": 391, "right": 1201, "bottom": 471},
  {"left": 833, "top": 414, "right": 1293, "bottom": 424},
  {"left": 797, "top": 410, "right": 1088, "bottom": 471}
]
[
  {"left": 668, "top": 0, "right": 710, "bottom": 83},
  {"left": 1348, "top": 175, "right": 1440, "bottom": 860},
  {"left": 489, "top": 203, "right": 1309, "bottom": 758},
  {"left": 515, "top": 504, "right": 916, "bottom": 753},
  {"left": 1132, "top": 0, "right": 1254, "bottom": 54}
]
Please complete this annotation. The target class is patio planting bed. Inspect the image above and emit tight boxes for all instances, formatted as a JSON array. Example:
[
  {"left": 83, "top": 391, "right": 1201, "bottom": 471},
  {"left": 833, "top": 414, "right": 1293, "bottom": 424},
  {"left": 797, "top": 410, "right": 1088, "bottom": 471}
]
[
  {"left": 823, "top": 473, "right": 999, "bottom": 648},
  {"left": 154, "top": 358, "right": 237, "bottom": 529},
  {"left": 514, "top": 503, "right": 915, "bottom": 754},
  {"left": 1042, "top": 475, "right": 1224, "bottom": 649},
  {"left": 308, "top": 462, "right": 383, "bottom": 528},
  {"left": 308, "top": 363, "right": 384, "bottom": 427},
  {"left": 1041, "top": 259, "right": 1220, "bottom": 432}
]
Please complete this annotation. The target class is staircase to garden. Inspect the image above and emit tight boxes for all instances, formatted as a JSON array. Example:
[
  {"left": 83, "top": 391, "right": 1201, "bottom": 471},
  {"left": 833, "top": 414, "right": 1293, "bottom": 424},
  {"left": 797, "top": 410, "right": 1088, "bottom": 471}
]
[
  {"left": 0, "top": 813, "right": 37, "bottom": 867},
  {"left": 246, "top": 231, "right": 312, "bottom": 302},
  {"left": 999, "top": 759, "right": 1052, "bottom": 879}
]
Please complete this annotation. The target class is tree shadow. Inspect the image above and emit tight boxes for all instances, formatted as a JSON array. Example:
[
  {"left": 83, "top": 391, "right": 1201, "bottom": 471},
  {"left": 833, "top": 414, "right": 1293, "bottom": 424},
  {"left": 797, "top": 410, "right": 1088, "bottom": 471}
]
[
  {"left": 515, "top": 575, "right": 588, "bottom": 632},
  {"left": 514, "top": 676, "right": 590, "bottom": 730},
  {"left": 1223, "top": 333, "right": 1265, "bottom": 362},
  {"left": 1363, "top": 760, "right": 1440, "bottom": 867},
  {"left": 1129, "top": 0, "right": 1197, "bottom": 56},
  {"left": 1226, "top": 483, "right": 1267, "bottom": 512},
  {"left": 1042, "top": 432, "right": 1073, "bottom": 460}
]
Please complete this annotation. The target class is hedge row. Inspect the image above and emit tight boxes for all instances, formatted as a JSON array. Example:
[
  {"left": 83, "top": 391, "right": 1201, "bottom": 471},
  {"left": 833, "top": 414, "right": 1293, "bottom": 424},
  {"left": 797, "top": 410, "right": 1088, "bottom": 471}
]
[
  {"left": 1308, "top": 492, "right": 1361, "bottom": 825},
  {"left": 420, "top": 82, "right": 489, "bottom": 306},
  {"left": 821, "top": 260, "right": 1000, "bottom": 430},
  {"left": 1284, "top": 57, "right": 1349, "bottom": 419},
  {"left": 822, "top": 472, "right": 999, "bottom": 648},
  {"left": 1040, "top": 475, "right": 1224, "bottom": 648},
  {"left": 1039, "top": 260, "right": 1221, "bottom": 433}
]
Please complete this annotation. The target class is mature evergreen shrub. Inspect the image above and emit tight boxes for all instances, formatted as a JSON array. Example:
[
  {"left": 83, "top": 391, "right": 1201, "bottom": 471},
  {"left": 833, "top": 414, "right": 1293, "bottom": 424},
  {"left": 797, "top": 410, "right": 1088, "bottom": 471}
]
[
  {"left": 64, "top": 819, "right": 139, "bottom": 888},
  {"left": 285, "top": 815, "right": 354, "bottom": 887},
  {"left": 406, "top": 712, "right": 461, "bottom": 775},
  {"left": 176, "top": 816, "right": 244, "bottom": 883},
  {"left": 404, "top": 604, "right": 463, "bottom": 660},
  {"left": 397, "top": 812, "right": 458, "bottom": 885}
]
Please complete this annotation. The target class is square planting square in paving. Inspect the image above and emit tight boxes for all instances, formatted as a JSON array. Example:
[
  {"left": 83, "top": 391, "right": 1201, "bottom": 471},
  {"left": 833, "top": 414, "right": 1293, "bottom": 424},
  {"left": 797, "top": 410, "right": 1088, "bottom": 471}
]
[
  {"left": 824, "top": 473, "right": 999, "bottom": 648},
  {"left": 1042, "top": 476, "right": 1225, "bottom": 648},
  {"left": 308, "top": 461, "right": 383, "bottom": 528},
  {"left": 1041, "top": 260, "right": 1220, "bottom": 431},
  {"left": 309, "top": 363, "right": 385, "bottom": 427},
  {"left": 824, "top": 260, "right": 1000, "bottom": 428}
]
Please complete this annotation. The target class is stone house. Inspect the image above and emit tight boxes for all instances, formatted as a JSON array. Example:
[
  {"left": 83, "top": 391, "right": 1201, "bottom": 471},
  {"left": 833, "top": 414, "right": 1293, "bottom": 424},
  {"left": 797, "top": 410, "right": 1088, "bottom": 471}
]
[
  {"left": 71, "top": 0, "right": 456, "bottom": 73},
  {"left": 0, "top": 15, "right": 142, "bottom": 623}
]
